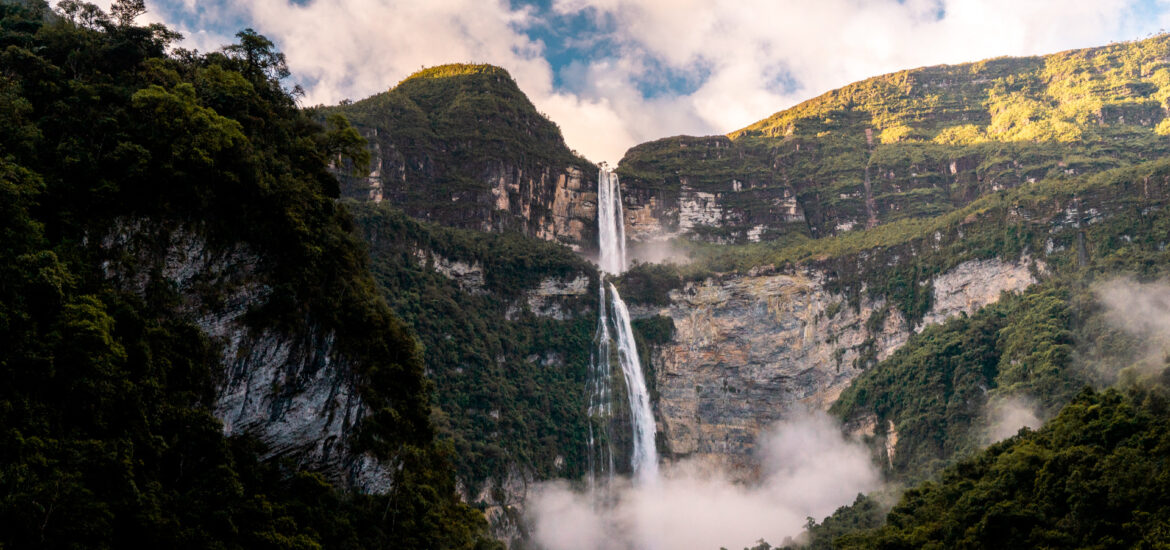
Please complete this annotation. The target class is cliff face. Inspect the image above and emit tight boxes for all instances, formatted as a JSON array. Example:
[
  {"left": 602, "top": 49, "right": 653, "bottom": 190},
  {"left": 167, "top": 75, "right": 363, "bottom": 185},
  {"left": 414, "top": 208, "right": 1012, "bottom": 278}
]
[
  {"left": 623, "top": 148, "right": 1170, "bottom": 484},
  {"left": 353, "top": 141, "right": 598, "bottom": 248},
  {"left": 349, "top": 201, "right": 599, "bottom": 546},
  {"left": 637, "top": 258, "right": 1039, "bottom": 474},
  {"left": 324, "top": 64, "right": 599, "bottom": 250},
  {"left": 617, "top": 135, "right": 809, "bottom": 242},
  {"left": 619, "top": 136, "right": 807, "bottom": 244},
  {"left": 101, "top": 221, "right": 393, "bottom": 492}
]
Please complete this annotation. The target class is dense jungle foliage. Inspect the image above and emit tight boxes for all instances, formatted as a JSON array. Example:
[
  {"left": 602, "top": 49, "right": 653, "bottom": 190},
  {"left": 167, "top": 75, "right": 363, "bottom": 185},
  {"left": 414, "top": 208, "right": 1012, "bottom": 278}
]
[
  {"left": 787, "top": 383, "right": 1170, "bottom": 550},
  {"left": 0, "top": 1, "right": 497, "bottom": 547},
  {"left": 348, "top": 201, "right": 598, "bottom": 495},
  {"left": 833, "top": 383, "right": 1170, "bottom": 549},
  {"left": 787, "top": 158, "right": 1170, "bottom": 547}
]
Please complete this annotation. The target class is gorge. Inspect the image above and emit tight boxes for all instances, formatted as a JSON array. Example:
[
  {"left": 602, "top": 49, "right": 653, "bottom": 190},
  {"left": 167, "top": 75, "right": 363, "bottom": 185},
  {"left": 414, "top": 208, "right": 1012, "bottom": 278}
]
[
  {"left": 321, "top": 36, "right": 1170, "bottom": 547},
  {"left": 4, "top": 3, "right": 1170, "bottom": 548}
]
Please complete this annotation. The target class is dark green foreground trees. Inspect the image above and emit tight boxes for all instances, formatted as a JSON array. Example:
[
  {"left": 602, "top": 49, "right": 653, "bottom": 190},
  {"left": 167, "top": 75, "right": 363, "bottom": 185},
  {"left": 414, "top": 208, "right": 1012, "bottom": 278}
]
[
  {"left": 837, "top": 383, "right": 1170, "bottom": 548},
  {"left": 0, "top": 1, "right": 496, "bottom": 547}
]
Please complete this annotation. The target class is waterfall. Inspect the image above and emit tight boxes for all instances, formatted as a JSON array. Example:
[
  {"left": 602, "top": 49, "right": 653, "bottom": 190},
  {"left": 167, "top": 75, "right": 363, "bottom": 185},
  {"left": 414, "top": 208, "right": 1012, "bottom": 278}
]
[
  {"left": 587, "top": 280, "right": 616, "bottom": 489},
  {"left": 597, "top": 167, "right": 626, "bottom": 274},
  {"left": 588, "top": 164, "right": 659, "bottom": 487},
  {"left": 608, "top": 282, "right": 659, "bottom": 483}
]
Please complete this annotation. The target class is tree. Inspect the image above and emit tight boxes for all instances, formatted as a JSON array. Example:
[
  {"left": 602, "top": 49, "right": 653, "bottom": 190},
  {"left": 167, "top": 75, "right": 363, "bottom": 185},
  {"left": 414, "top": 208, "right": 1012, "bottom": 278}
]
[
  {"left": 224, "top": 28, "right": 290, "bottom": 82},
  {"left": 110, "top": 0, "right": 145, "bottom": 27}
]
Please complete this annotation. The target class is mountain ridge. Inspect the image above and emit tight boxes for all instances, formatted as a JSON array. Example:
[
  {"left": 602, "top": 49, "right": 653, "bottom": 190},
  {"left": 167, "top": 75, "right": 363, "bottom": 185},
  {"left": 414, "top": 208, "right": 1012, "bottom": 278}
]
[
  {"left": 321, "top": 62, "right": 600, "bottom": 250},
  {"left": 616, "top": 33, "right": 1170, "bottom": 246}
]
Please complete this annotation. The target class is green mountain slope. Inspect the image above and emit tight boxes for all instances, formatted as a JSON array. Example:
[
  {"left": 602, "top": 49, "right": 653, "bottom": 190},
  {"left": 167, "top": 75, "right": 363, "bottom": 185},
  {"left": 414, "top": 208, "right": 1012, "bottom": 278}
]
[
  {"left": 347, "top": 200, "right": 598, "bottom": 540},
  {"left": 835, "top": 384, "right": 1170, "bottom": 549},
  {"left": 618, "top": 35, "right": 1170, "bottom": 243},
  {"left": 0, "top": 2, "right": 495, "bottom": 547},
  {"left": 322, "top": 64, "right": 599, "bottom": 249}
]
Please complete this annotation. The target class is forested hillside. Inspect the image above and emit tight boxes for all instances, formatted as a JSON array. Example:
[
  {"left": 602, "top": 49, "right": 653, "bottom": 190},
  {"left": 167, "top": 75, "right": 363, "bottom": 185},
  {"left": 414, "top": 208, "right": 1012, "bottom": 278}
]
[
  {"left": 346, "top": 200, "right": 599, "bottom": 541},
  {"left": 322, "top": 64, "right": 599, "bottom": 249},
  {"left": 0, "top": 1, "right": 496, "bottom": 547},
  {"left": 7, "top": 1, "right": 1170, "bottom": 548},
  {"left": 617, "top": 35, "right": 1170, "bottom": 243}
]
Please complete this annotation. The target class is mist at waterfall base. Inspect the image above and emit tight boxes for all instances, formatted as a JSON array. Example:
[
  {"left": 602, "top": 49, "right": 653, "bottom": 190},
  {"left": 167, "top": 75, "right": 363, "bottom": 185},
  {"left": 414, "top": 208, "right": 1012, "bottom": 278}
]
[
  {"left": 528, "top": 410, "right": 882, "bottom": 550},
  {"left": 552, "top": 168, "right": 880, "bottom": 548}
]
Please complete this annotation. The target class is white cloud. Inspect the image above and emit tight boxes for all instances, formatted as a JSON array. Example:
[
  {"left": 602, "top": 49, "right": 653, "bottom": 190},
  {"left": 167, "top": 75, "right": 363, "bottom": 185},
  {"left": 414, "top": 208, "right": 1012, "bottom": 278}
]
[
  {"left": 85, "top": 1, "right": 1170, "bottom": 163},
  {"left": 553, "top": 0, "right": 1168, "bottom": 155},
  {"left": 528, "top": 410, "right": 882, "bottom": 550},
  {"left": 1095, "top": 277, "right": 1170, "bottom": 379},
  {"left": 983, "top": 395, "right": 1042, "bottom": 444}
]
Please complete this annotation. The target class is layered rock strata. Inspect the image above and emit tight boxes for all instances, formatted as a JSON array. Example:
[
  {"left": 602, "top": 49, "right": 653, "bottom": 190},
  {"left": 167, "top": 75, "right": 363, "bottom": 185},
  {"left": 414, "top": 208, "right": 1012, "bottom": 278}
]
[{"left": 641, "top": 257, "right": 1039, "bottom": 475}]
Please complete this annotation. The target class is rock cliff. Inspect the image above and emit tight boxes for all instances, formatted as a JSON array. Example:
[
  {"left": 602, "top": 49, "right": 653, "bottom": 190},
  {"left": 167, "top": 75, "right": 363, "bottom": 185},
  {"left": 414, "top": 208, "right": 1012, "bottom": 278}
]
[
  {"left": 616, "top": 36, "right": 1170, "bottom": 243},
  {"left": 100, "top": 221, "right": 394, "bottom": 492},
  {"left": 323, "top": 64, "right": 599, "bottom": 250},
  {"left": 637, "top": 257, "right": 1039, "bottom": 475}
]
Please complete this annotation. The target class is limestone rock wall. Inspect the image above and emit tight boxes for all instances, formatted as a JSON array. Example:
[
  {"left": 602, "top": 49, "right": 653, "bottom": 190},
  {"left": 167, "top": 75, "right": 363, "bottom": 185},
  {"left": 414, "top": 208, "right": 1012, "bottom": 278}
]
[
  {"left": 919, "top": 256, "right": 1042, "bottom": 329},
  {"left": 622, "top": 181, "right": 806, "bottom": 245},
  {"left": 506, "top": 274, "right": 591, "bottom": 320},
  {"left": 101, "top": 222, "right": 394, "bottom": 493},
  {"left": 641, "top": 258, "right": 1040, "bottom": 474},
  {"left": 337, "top": 129, "right": 599, "bottom": 251}
]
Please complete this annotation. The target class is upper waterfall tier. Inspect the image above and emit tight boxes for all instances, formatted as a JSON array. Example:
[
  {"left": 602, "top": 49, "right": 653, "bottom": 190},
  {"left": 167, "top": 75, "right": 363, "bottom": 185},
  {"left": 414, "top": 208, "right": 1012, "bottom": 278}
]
[{"left": 597, "top": 167, "right": 627, "bottom": 275}]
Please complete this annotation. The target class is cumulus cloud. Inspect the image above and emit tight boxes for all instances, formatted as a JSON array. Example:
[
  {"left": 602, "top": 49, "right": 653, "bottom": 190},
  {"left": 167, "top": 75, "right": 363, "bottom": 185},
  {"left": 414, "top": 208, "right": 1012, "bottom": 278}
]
[
  {"left": 553, "top": 0, "right": 1168, "bottom": 143},
  {"left": 90, "top": 1, "right": 1170, "bottom": 163},
  {"left": 528, "top": 410, "right": 881, "bottom": 550}
]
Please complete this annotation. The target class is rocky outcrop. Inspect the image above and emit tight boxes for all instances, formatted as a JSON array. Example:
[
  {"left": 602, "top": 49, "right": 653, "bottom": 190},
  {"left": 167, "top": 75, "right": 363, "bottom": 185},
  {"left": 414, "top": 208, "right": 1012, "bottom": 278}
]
[
  {"left": 640, "top": 258, "right": 1040, "bottom": 475},
  {"left": 624, "top": 183, "right": 806, "bottom": 244},
  {"left": 506, "top": 274, "right": 591, "bottom": 320},
  {"left": 341, "top": 138, "right": 599, "bottom": 250},
  {"left": 101, "top": 222, "right": 393, "bottom": 493},
  {"left": 460, "top": 464, "right": 533, "bottom": 547},
  {"left": 918, "top": 256, "right": 1042, "bottom": 329},
  {"left": 416, "top": 249, "right": 487, "bottom": 294},
  {"left": 324, "top": 65, "right": 599, "bottom": 250},
  {"left": 619, "top": 136, "right": 808, "bottom": 244}
]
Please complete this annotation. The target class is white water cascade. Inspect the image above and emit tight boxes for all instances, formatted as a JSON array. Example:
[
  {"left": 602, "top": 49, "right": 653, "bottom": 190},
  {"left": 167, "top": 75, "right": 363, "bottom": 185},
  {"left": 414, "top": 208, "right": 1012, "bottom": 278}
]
[
  {"left": 587, "top": 165, "right": 659, "bottom": 487},
  {"left": 597, "top": 168, "right": 626, "bottom": 274}
]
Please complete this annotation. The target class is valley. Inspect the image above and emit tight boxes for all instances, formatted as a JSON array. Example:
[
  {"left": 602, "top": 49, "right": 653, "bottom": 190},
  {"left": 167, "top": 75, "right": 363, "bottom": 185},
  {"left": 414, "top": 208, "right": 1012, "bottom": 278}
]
[{"left": 3, "top": 1, "right": 1170, "bottom": 548}]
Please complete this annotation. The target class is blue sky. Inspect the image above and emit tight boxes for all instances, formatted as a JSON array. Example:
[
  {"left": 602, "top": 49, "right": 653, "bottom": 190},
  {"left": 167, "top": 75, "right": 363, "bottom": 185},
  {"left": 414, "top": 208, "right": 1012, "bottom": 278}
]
[{"left": 91, "top": 0, "right": 1170, "bottom": 162}]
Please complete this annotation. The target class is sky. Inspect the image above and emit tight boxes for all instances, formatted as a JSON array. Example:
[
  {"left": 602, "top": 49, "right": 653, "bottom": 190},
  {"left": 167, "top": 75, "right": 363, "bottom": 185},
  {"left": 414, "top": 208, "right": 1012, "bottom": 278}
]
[{"left": 82, "top": 0, "right": 1170, "bottom": 163}]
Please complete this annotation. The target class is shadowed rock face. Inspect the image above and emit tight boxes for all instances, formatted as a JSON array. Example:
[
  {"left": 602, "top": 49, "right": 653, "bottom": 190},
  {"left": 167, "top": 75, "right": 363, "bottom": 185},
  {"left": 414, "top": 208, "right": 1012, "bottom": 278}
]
[
  {"left": 636, "top": 258, "right": 1038, "bottom": 477},
  {"left": 101, "top": 221, "right": 394, "bottom": 493},
  {"left": 343, "top": 142, "right": 599, "bottom": 250},
  {"left": 323, "top": 65, "right": 600, "bottom": 251}
]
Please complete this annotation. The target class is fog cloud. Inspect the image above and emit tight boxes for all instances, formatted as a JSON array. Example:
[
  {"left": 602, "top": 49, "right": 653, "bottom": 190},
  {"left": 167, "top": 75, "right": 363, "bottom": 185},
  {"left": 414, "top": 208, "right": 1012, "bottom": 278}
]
[
  {"left": 1095, "top": 277, "right": 1170, "bottom": 377},
  {"left": 627, "top": 240, "right": 691, "bottom": 266},
  {"left": 528, "top": 410, "right": 880, "bottom": 550},
  {"left": 983, "top": 395, "right": 1042, "bottom": 444}
]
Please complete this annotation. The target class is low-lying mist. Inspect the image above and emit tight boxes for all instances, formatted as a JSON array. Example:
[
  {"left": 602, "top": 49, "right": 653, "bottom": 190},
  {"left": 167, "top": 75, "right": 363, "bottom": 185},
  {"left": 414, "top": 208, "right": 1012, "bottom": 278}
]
[
  {"left": 626, "top": 240, "right": 692, "bottom": 266},
  {"left": 982, "top": 395, "right": 1042, "bottom": 444},
  {"left": 1095, "top": 277, "right": 1170, "bottom": 379},
  {"left": 527, "top": 410, "right": 880, "bottom": 550}
]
